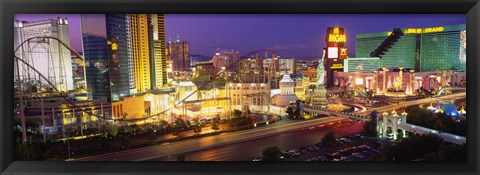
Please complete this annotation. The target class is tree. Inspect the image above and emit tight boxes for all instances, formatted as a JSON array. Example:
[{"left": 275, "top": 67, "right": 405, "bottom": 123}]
[
  {"left": 109, "top": 127, "right": 119, "bottom": 138},
  {"left": 293, "top": 108, "right": 301, "bottom": 119},
  {"left": 191, "top": 117, "right": 202, "bottom": 133},
  {"left": 374, "top": 134, "right": 446, "bottom": 161},
  {"left": 322, "top": 131, "right": 336, "bottom": 147},
  {"left": 286, "top": 107, "right": 294, "bottom": 118},
  {"left": 233, "top": 109, "right": 242, "bottom": 117},
  {"left": 176, "top": 155, "right": 185, "bottom": 161},
  {"left": 174, "top": 118, "right": 188, "bottom": 130},
  {"left": 363, "top": 121, "right": 377, "bottom": 137},
  {"left": 192, "top": 117, "right": 200, "bottom": 126},
  {"left": 16, "top": 143, "right": 40, "bottom": 160},
  {"left": 211, "top": 122, "right": 220, "bottom": 130},
  {"left": 423, "top": 151, "right": 444, "bottom": 161},
  {"left": 262, "top": 146, "right": 282, "bottom": 161}
]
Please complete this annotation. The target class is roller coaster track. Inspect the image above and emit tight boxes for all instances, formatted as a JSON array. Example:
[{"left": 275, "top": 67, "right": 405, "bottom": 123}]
[{"left": 15, "top": 36, "right": 275, "bottom": 123}]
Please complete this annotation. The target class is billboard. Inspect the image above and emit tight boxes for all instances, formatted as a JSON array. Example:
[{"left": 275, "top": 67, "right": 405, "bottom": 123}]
[
  {"left": 327, "top": 47, "right": 348, "bottom": 59},
  {"left": 326, "top": 27, "right": 346, "bottom": 43},
  {"left": 327, "top": 47, "right": 338, "bottom": 58}
]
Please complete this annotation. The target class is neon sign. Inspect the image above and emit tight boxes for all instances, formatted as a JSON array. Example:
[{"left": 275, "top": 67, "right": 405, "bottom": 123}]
[
  {"left": 328, "top": 34, "right": 346, "bottom": 43},
  {"left": 331, "top": 64, "right": 344, "bottom": 69},
  {"left": 327, "top": 27, "right": 346, "bottom": 43},
  {"left": 387, "top": 26, "right": 445, "bottom": 36},
  {"left": 424, "top": 27, "right": 444, "bottom": 33},
  {"left": 338, "top": 47, "right": 348, "bottom": 59}
]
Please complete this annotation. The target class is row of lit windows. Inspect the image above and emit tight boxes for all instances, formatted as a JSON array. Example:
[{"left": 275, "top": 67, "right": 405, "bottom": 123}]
[
  {"left": 420, "top": 31, "right": 465, "bottom": 71},
  {"left": 228, "top": 86, "right": 266, "bottom": 90},
  {"left": 230, "top": 97, "right": 265, "bottom": 106}
]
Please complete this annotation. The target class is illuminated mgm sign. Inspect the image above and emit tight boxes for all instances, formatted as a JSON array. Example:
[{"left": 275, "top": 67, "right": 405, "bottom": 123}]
[
  {"left": 326, "top": 27, "right": 348, "bottom": 59},
  {"left": 327, "top": 27, "right": 346, "bottom": 43},
  {"left": 328, "top": 33, "right": 346, "bottom": 43}
]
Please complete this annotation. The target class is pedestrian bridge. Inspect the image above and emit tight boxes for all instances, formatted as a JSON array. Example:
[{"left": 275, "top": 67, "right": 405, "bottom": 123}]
[
  {"left": 304, "top": 104, "right": 466, "bottom": 145},
  {"left": 397, "top": 122, "right": 466, "bottom": 145},
  {"left": 378, "top": 111, "right": 466, "bottom": 145},
  {"left": 303, "top": 105, "right": 371, "bottom": 122}
]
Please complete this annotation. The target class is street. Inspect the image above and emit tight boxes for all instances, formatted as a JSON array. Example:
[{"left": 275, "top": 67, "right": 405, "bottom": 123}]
[
  {"left": 150, "top": 119, "right": 363, "bottom": 161},
  {"left": 74, "top": 116, "right": 347, "bottom": 161}
]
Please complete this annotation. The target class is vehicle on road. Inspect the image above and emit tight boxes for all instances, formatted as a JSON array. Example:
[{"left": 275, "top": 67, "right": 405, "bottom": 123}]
[
  {"left": 252, "top": 157, "right": 263, "bottom": 161},
  {"left": 352, "top": 152, "right": 365, "bottom": 159}
]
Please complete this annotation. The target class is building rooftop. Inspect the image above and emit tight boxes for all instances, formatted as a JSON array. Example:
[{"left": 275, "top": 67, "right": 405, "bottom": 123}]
[
  {"left": 357, "top": 24, "right": 466, "bottom": 39},
  {"left": 279, "top": 73, "right": 294, "bottom": 83},
  {"left": 376, "top": 67, "right": 413, "bottom": 72}
]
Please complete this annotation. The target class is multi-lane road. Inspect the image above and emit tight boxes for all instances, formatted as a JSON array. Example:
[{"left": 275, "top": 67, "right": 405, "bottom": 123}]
[
  {"left": 151, "top": 120, "right": 363, "bottom": 161},
  {"left": 74, "top": 117, "right": 346, "bottom": 161}
]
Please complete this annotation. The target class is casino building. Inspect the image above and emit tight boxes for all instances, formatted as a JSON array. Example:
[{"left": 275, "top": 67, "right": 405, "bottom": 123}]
[
  {"left": 336, "top": 24, "right": 466, "bottom": 96},
  {"left": 334, "top": 68, "right": 465, "bottom": 97},
  {"left": 345, "top": 24, "right": 466, "bottom": 73}
]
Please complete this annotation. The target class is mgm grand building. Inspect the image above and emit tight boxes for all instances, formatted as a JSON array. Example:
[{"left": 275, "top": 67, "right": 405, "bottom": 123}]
[{"left": 336, "top": 24, "right": 466, "bottom": 96}]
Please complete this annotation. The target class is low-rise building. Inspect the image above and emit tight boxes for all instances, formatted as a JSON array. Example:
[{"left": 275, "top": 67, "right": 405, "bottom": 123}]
[{"left": 226, "top": 82, "right": 271, "bottom": 113}]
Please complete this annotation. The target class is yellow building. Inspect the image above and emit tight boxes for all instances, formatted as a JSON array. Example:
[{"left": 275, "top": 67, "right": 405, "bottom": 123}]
[
  {"left": 111, "top": 91, "right": 173, "bottom": 121},
  {"left": 170, "top": 80, "right": 228, "bottom": 119},
  {"left": 295, "top": 77, "right": 310, "bottom": 101},
  {"left": 152, "top": 14, "right": 168, "bottom": 89},
  {"left": 174, "top": 87, "right": 229, "bottom": 119},
  {"left": 130, "top": 14, "right": 152, "bottom": 92},
  {"left": 226, "top": 83, "right": 270, "bottom": 113}
]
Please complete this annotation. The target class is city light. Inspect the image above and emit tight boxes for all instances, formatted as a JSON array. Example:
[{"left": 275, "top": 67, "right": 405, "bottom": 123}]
[{"left": 13, "top": 14, "right": 467, "bottom": 162}]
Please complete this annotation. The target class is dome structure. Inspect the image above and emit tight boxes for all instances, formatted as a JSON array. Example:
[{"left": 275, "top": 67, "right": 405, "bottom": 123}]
[
  {"left": 279, "top": 73, "right": 295, "bottom": 95},
  {"left": 272, "top": 72, "right": 298, "bottom": 106}
]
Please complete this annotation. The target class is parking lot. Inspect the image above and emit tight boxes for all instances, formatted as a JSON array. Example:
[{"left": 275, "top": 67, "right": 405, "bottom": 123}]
[{"left": 254, "top": 134, "right": 384, "bottom": 161}]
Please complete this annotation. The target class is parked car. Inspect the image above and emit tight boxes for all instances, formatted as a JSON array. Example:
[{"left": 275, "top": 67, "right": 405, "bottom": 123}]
[
  {"left": 288, "top": 149, "right": 301, "bottom": 157},
  {"left": 252, "top": 157, "right": 263, "bottom": 161},
  {"left": 352, "top": 152, "right": 365, "bottom": 159},
  {"left": 371, "top": 149, "right": 381, "bottom": 154}
]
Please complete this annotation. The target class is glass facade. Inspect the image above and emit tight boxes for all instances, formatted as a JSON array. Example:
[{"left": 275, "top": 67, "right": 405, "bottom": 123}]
[
  {"left": 420, "top": 31, "right": 466, "bottom": 71},
  {"left": 106, "top": 14, "right": 131, "bottom": 100},
  {"left": 356, "top": 37, "right": 385, "bottom": 58},
  {"left": 379, "top": 35, "right": 417, "bottom": 69},
  {"left": 81, "top": 14, "right": 132, "bottom": 101},
  {"left": 344, "top": 57, "right": 381, "bottom": 73},
  {"left": 352, "top": 24, "right": 466, "bottom": 73},
  {"left": 147, "top": 14, "right": 157, "bottom": 89},
  {"left": 82, "top": 34, "right": 110, "bottom": 100}
]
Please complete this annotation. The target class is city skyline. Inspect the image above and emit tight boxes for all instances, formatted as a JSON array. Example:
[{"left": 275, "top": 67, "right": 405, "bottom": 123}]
[
  {"left": 13, "top": 14, "right": 467, "bottom": 162},
  {"left": 15, "top": 14, "right": 465, "bottom": 58}
]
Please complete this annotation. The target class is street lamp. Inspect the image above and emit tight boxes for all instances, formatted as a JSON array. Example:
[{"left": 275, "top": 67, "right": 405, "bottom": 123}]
[{"left": 65, "top": 132, "right": 71, "bottom": 160}]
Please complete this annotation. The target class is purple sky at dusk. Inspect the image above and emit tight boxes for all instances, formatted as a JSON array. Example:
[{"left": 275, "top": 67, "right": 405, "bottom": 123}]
[{"left": 15, "top": 14, "right": 465, "bottom": 59}]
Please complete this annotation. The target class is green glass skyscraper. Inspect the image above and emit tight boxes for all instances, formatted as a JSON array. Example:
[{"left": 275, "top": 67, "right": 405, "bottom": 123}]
[{"left": 348, "top": 24, "right": 466, "bottom": 73}]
